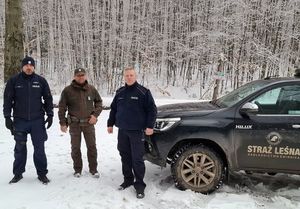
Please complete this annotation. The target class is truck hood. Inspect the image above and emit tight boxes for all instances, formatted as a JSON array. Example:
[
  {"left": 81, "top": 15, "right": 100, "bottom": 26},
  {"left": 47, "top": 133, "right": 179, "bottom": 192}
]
[{"left": 157, "top": 101, "right": 219, "bottom": 118}]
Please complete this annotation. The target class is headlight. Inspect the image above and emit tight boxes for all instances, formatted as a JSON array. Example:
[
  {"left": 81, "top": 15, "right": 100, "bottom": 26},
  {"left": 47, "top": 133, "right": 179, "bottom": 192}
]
[{"left": 154, "top": 117, "right": 181, "bottom": 132}]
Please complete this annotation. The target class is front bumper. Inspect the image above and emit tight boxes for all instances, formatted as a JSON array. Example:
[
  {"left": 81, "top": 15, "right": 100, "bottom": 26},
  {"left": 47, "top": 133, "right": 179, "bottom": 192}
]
[{"left": 143, "top": 134, "right": 166, "bottom": 167}]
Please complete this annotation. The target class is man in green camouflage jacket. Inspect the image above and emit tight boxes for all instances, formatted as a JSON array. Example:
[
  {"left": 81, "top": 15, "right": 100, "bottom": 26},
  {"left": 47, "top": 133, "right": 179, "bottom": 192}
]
[{"left": 58, "top": 68, "right": 102, "bottom": 178}]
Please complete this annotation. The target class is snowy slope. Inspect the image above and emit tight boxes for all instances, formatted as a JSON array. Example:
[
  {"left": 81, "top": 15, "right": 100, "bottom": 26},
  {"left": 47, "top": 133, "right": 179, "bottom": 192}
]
[{"left": 0, "top": 98, "right": 300, "bottom": 209}]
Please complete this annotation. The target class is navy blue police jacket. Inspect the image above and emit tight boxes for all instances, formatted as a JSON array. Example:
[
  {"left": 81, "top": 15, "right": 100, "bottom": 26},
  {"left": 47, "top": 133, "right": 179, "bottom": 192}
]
[
  {"left": 107, "top": 82, "right": 157, "bottom": 130},
  {"left": 3, "top": 72, "right": 54, "bottom": 120}
]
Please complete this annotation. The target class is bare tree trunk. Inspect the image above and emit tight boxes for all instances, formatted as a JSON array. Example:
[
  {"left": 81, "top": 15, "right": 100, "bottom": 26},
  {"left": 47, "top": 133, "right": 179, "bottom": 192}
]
[
  {"left": 212, "top": 58, "right": 224, "bottom": 100},
  {"left": 4, "top": 0, "right": 24, "bottom": 82},
  {"left": 1, "top": 0, "right": 300, "bottom": 97}
]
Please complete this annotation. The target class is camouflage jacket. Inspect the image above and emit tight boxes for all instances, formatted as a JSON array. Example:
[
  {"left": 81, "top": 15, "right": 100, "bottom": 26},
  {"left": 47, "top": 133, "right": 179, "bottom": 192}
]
[{"left": 58, "top": 80, "right": 102, "bottom": 126}]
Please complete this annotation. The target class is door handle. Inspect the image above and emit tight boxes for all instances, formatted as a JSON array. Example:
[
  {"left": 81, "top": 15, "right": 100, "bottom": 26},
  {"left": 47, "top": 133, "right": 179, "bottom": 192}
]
[{"left": 292, "top": 124, "right": 300, "bottom": 129}]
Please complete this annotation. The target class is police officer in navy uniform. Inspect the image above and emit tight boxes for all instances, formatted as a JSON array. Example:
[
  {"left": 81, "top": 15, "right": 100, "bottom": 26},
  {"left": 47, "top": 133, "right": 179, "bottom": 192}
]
[
  {"left": 3, "top": 56, "right": 53, "bottom": 184},
  {"left": 107, "top": 67, "right": 157, "bottom": 199}
]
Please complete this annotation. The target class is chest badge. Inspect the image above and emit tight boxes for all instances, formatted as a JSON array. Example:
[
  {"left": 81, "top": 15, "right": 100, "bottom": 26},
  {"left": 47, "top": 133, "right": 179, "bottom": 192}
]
[{"left": 131, "top": 96, "right": 138, "bottom": 100}]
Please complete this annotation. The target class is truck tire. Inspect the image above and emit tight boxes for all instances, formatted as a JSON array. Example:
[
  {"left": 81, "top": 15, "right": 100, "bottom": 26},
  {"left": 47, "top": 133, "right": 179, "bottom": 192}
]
[{"left": 171, "top": 144, "right": 225, "bottom": 193}]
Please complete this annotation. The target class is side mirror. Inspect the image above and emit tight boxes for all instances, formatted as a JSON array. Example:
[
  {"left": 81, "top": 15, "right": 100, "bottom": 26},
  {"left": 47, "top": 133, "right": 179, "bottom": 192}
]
[{"left": 240, "top": 102, "right": 259, "bottom": 116}]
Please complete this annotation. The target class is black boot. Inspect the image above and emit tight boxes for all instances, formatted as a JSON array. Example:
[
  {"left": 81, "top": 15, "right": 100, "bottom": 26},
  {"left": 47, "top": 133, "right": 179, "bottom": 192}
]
[
  {"left": 38, "top": 175, "right": 50, "bottom": 184},
  {"left": 136, "top": 189, "right": 145, "bottom": 199},
  {"left": 118, "top": 181, "right": 133, "bottom": 190},
  {"left": 9, "top": 175, "right": 23, "bottom": 184}
]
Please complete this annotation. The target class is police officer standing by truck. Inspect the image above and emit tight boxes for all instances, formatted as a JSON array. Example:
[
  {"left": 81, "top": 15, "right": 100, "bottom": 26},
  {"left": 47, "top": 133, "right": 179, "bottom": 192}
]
[
  {"left": 3, "top": 56, "right": 54, "bottom": 184},
  {"left": 58, "top": 68, "right": 102, "bottom": 178},
  {"left": 107, "top": 67, "right": 157, "bottom": 199}
]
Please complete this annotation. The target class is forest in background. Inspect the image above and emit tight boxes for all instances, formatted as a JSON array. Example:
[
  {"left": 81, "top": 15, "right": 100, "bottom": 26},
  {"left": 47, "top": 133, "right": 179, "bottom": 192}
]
[{"left": 0, "top": 0, "right": 300, "bottom": 98}]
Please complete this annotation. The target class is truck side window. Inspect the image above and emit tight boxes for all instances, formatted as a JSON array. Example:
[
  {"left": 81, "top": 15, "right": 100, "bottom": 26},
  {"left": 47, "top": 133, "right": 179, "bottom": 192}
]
[
  {"left": 251, "top": 87, "right": 281, "bottom": 114},
  {"left": 253, "top": 88, "right": 281, "bottom": 105},
  {"left": 251, "top": 85, "right": 300, "bottom": 115},
  {"left": 277, "top": 85, "right": 300, "bottom": 115}
]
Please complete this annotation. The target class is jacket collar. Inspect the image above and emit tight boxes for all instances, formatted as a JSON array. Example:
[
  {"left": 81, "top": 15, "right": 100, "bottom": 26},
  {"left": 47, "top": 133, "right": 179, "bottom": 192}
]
[
  {"left": 125, "top": 81, "right": 138, "bottom": 89},
  {"left": 21, "top": 71, "right": 35, "bottom": 80},
  {"left": 71, "top": 80, "right": 89, "bottom": 90}
]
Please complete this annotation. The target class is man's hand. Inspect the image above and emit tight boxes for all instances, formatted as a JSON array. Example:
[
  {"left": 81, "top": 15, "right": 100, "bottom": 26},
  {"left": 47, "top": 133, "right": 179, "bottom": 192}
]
[
  {"left": 5, "top": 117, "right": 14, "bottom": 135},
  {"left": 45, "top": 116, "right": 53, "bottom": 129},
  {"left": 5, "top": 117, "right": 13, "bottom": 130},
  {"left": 145, "top": 128, "right": 154, "bottom": 135},
  {"left": 107, "top": 126, "right": 113, "bottom": 134},
  {"left": 88, "top": 115, "right": 97, "bottom": 125},
  {"left": 60, "top": 125, "right": 68, "bottom": 133}
]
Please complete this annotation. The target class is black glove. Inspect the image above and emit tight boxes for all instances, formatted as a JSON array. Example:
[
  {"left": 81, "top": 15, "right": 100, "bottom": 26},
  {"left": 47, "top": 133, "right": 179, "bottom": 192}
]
[
  {"left": 45, "top": 116, "right": 53, "bottom": 129},
  {"left": 5, "top": 117, "right": 13, "bottom": 130},
  {"left": 5, "top": 117, "right": 14, "bottom": 135}
]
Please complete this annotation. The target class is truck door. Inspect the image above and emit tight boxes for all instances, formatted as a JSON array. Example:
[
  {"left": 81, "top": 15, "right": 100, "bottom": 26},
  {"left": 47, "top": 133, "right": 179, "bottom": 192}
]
[{"left": 234, "top": 83, "right": 300, "bottom": 171}]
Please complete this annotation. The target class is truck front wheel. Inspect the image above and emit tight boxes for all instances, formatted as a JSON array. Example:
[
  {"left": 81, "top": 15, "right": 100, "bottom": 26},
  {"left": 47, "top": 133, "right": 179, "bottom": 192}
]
[{"left": 171, "top": 145, "right": 225, "bottom": 193}]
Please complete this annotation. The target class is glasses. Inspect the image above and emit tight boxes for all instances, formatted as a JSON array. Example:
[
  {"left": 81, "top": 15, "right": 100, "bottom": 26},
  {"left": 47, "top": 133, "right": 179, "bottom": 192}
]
[{"left": 75, "top": 74, "right": 85, "bottom": 77}]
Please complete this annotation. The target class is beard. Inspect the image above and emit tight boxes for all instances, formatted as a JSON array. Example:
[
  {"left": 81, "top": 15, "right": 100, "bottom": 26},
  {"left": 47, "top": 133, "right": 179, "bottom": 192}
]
[{"left": 24, "top": 68, "right": 34, "bottom": 75}]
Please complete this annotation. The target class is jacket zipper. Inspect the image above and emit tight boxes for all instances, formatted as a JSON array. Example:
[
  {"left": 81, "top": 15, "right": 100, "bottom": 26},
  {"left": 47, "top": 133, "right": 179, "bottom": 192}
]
[
  {"left": 81, "top": 90, "right": 84, "bottom": 118},
  {"left": 28, "top": 81, "right": 31, "bottom": 120}
]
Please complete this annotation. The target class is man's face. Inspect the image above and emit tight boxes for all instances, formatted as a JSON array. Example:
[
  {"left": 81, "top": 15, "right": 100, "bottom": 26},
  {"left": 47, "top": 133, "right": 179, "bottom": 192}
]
[
  {"left": 74, "top": 73, "right": 87, "bottom": 84},
  {"left": 22, "top": 64, "right": 34, "bottom": 75},
  {"left": 124, "top": 69, "right": 137, "bottom": 86}
]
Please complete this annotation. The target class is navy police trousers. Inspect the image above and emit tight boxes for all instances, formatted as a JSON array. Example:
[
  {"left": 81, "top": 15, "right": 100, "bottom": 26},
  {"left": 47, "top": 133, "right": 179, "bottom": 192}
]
[
  {"left": 13, "top": 118, "right": 48, "bottom": 176},
  {"left": 117, "top": 129, "right": 146, "bottom": 191}
]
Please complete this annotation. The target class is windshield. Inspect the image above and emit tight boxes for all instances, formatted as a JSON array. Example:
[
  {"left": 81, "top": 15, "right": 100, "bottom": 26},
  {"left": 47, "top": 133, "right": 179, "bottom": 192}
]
[{"left": 214, "top": 80, "right": 270, "bottom": 107}]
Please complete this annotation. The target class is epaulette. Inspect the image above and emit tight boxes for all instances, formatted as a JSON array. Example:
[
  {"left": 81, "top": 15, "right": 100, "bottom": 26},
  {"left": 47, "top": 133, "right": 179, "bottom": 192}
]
[
  {"left": 116, "top": 86, "right": 126, "bottom": 94},
  {"left": 137, "top": 84, "right": 147, "bottom": 95}
]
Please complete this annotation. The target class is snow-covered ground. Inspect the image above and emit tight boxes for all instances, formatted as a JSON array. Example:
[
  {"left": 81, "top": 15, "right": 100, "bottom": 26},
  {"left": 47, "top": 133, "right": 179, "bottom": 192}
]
[{"left": 1, "top": 98, "right": 300, "bottom": 209}]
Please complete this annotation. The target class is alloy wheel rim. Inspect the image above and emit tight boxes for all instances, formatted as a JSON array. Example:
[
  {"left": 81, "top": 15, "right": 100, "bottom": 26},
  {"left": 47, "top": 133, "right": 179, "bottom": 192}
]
[{"left": 181, "top": 153, "right": 216, "bottom": 188}]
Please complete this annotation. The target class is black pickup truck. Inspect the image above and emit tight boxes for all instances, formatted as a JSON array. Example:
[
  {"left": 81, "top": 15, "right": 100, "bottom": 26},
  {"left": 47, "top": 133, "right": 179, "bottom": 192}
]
[{"left": 144, "top": 75, "right": 300, "bottom": 193}]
